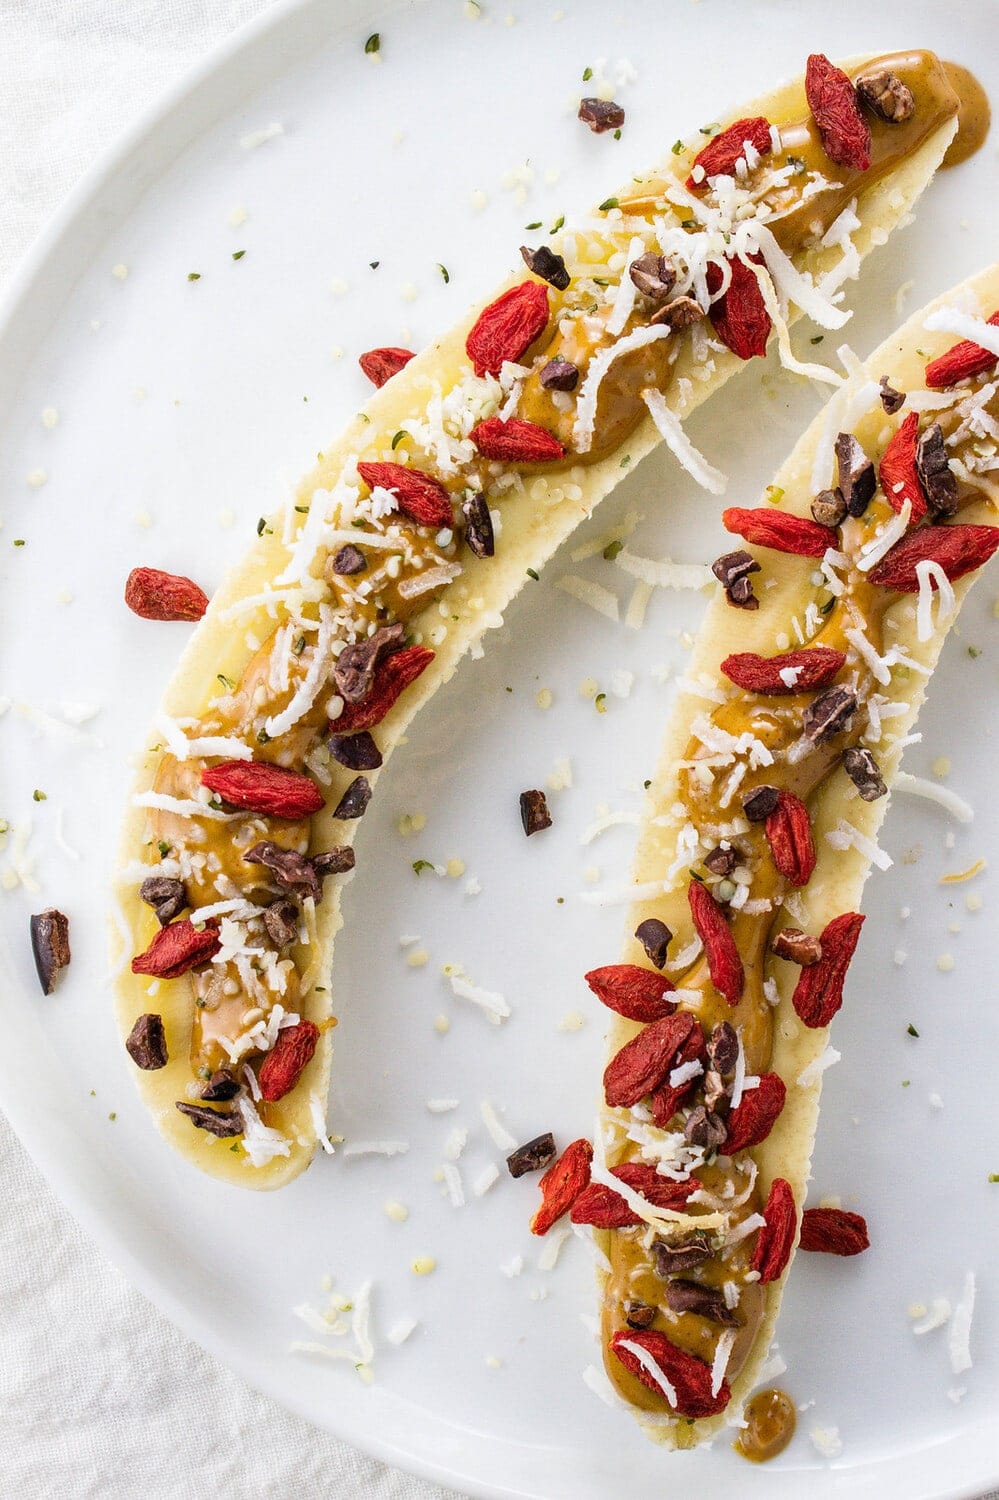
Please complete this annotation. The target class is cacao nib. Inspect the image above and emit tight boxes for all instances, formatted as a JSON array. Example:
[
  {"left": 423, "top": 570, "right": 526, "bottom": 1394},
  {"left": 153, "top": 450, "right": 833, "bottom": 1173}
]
[
  {"left": 707, "top": 1021, "right": 739, "bottom": 1076},
  {"left": 857, "top": 70, "right": 916, "bottom": 123},
  {"left": 916, "top": 421, "right": 958, "bottom": 516},
  {"left": 332, "top": 776, "right": 372, "bottom": 819},
  {"left": 331, "top": 544, "right": 367, "bottom": 576},
  {"left": 878, "top": 376, "right": 906, "bottom": 415},
  {"left": 29, "top": 908, "right": 71, "bottom": 995},
  {"left": 703, "top": 845, "right": 738, "bottom": 877},
  {"left": 634, "top": 917, "right": 672, "bottom": 970},
  {"left": 578, "top": 97, "right": 625, "bottom": 134},
  {"left": 139, "top": 875, "right": 187, "bottom": 926},
  {"left": 175, "top": 1101, "right": 243, "bottom": 1138},
  {"left": 199, "top": 1068, "right": 240, "bottom": 1101},
  {"left": 125, "top": 1012, "right": 168, "bottom": 1070},
  {"left": 262, "top": 899, "right": 300, "bottom": 949},
  {"left": 462, "top": 490, "right": 495, "bottom": 558},
  {"left": 329, "top": 730, "right": 383, "bottom": 770},
  {"left": 333, "top": 623, "right": 404, "bottom": 703},
  {"left": 245, "top": 841, "right": 354, "bottom": 902},
  {"left": 665, "top": 1279, "right": 740, "bottom": 1325},
  {"left": 649, "top": 295, "right": 706, "bottom": 330},
  {"left": 684, "top": 1105, "right": 728, "bottom": 1150},
  {"left": 842, "top": 745, "right": 887, "bottom": 802},
  {"left": 520, "top": 788, "right": 552, "bottom": 837},
  {"left": 506, "top": 1131, "right": 557, "bottom": 1178},
  {"left": 771, "top": 927, "right": 823, "bottom": 966},
  {"left": 811, "top": 487, "right": 847, "bottom": 528},
  {"left": 712, "top": 549, "right": 760, "bottom": 611},
  {"left": 624, "top": 1300, "right": 657, "bottom": 1330},
  {"left": 520, "top": 244, "right": 570, "bottom": 291},
  {"left": 741, "top": 784, "right": 780, "bottom": 822},
  {"left": 539, "top": 357, "right": 579, "bottom": 392},
  {"left": 802, "top": 685, "right": 857, "bottom": 745},
  {"left": 652, "top": 1233, "right": 713, "bottom": 1276},
  {"left": 835, "top": 432, "right": 876, "bottom": 518},
  {"left": 628, "top": 252, "right": 676, "bottom": 303}
]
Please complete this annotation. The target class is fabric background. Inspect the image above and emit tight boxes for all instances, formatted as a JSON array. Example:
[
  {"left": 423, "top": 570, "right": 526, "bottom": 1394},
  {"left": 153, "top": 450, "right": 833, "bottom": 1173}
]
[
  {"left": 0, "top": 9, "right": 453, "bottom": 1496},
  {"left": 1, "top": 6, "right": 995, "bottom": 1499}
]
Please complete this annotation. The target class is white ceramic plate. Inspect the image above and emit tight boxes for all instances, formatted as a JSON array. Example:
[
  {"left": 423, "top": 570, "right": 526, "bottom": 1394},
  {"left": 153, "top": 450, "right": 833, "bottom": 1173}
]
[{"left": 1, "top": 2, "right": 997, "bottom": 1495}]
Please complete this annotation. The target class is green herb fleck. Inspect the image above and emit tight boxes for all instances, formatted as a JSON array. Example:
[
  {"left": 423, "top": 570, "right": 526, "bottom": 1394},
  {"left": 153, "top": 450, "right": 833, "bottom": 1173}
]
[
  {"left": 810, "top": 335, "right": 824, "bottom": 345},
  {"left": 643, "top": 779, "right": 651, "bottom": 790},
  {"left": 525, "top": 220, "right": 542, "bottom": 230},
  {"left": 595, "top": 693, "right": 607, "bottom": 713},
  {"left": 157, "top": 840, "right": 170, "bottom": 858},
  {"left": 292, "top": 634, "right": 306, "bottom": 655},
  {"left": 907, "top": 1023, "right": 920, "bottom": 1037},
  {"left": 437, "top": 263, "right": 450, "bottom": 284},
  {"left": 620, "top": 454, "right": 631, "bottom": 467},
  {"left": 294, "top": 504, "right": 310, "bottom": 514},
  {"left": 989, "top": 1173, "right": 999, "bottom": 1183},
  {"left": 364, "top": 32, "right": 380, "bottom": 54},
  {"left": 391, "top": 430, "right": 408, "bottom": 449},
  {"left": 256, "top": 728, "right": 271, "bottom": 745},
  {"left": 680, "top": 218, "right": 697, "bottom": 230},
  {"left": 549, "top": 214, "right": 565, "bottom": 234},
  {"left": 916, "top": 348, "right": 929, "bottom": 359},
  {"left": 526, "top": 567, "right": 540, "bottom": 581},
  {"left": 901, "top": 1079, "right": 911, "bottom": 1087},
  {"left": 699, "top": 122, "right": 718, "bottom": 136},
  {"left": 108, "top": 1112, "right": 117, "bottom": 1122},
  {"left": 32, "top": 789, "right": 46, "bottom": 802},
  {"left": 603, "top": 539, "right": 624, "bottom": 561},
  {"left": 765, "top": 485, "right": 785, "bottom": 505},
  {"left": 598, "top": 196, "right": 619, "bottom": 212},
  {"left": 187, "top": 272, "right": 201, "bottom": 282},
  {"left": 671, "top": 139, "right": 684, "bottom": 155},
  {"left": 593, "top": 276, "right": 610, "bottom": 287},
  {"left": 614, "top": 128, "right": 622, "bottom": 140},
  {"left": 257, "top": 516, "right": 273, "bottom": 536},
  {"left": 230, "top": 1142, "right": 241, "bottom": 1154},
  {"left": 369, "top": 260, "right": 379, "bottom": 270},
  {"left": 12, "top": 539, "right": 25, "bottom": 547},
  {"left": 232, "top": 250, "right": 246, "bottom": 261},
  {"left": 217, "top": 673, "right": 235, "bottom": 691},
  {"left": 968, "top": 645, "right": 982, "bottom": 659},
  {"left": 412, "top": 859, "right": 434, "bottom": 876},
  {"left": 820, "top": 596, "right": 837, "bottom": 614}
]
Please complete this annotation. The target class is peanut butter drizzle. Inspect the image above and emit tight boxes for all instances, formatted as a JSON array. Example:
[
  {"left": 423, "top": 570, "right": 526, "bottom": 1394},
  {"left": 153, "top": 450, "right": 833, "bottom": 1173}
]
[
  {"left": 519, "top": 50, "right": 959, "bottom": 468},
  {"left": 941, "top": 63, "right": 991, "bottom": 167},
  {"left": 736, "top": 1387, "right": 797, "bottom": 1462}
]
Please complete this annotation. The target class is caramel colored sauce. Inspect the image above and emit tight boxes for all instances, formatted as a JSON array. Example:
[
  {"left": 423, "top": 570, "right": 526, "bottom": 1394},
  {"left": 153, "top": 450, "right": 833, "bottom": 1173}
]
[
  {"left": 736, "top": 1388, "right": 797, "bottom": 1463},
  {"left": 941, "top": 62, "right": 991, "bottom": 167}
]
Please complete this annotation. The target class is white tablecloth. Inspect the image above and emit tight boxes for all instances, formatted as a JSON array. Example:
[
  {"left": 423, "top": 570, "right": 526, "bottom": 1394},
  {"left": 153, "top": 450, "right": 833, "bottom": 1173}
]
[{"left": 0, "top": 7, "right": 452, "bottom": 1495}]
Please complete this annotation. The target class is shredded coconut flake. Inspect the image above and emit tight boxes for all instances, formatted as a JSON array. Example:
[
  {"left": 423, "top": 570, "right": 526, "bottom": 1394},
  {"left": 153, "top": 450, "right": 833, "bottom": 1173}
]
[
  {"left": 894, "top": 772, "right": 973, "bottom": 823},
  {"left": 948, "top": 1271, "right": 976, "bottom": 1374},
  {"left": 641, "top": 388, "right": 727, "bottom": 494}
]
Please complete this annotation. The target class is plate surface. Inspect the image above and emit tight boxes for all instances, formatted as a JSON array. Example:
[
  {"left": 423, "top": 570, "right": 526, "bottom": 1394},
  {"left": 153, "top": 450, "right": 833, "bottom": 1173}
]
[{"left": 0, "top": 1, "right": 997, "bottom": 1496}]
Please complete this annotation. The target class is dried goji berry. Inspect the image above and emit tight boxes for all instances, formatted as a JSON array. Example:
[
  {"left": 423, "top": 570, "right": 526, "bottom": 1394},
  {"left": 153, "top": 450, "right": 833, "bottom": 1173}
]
[
  {"left": 530, "top": 1137, "right": 593, "bottom": 1235},
  {"left": 686, "top": 116, "right": 773, "bottom": 190},
  {"left": 470, "top": 416, "right": 565, "bottom": 463},
  {"left": 201, "top": 760, "right": 325, "bottom": 819},
  {"left": 722, "top": 1072, "right": 786, "bottom": 1153},
  {"left": 924, "top": 310, "right": 999, "bottom": 388},
  {"left": 792, "top": 911, "right": 865, "bottom": 1027},
  {"left": 750, "top": 1176, "right": 797, "bottom": 1283},
  {"left": 466, "top": 281, "right": 550, "bottom": 377},
  {"left": 358, "top": 346, "right": 415, "bottom": 387},
  {"left": 722, "top": 506, "right": 838, "bottom": 557},
  {"left": 356, "top": 461, "right": 453, "bottom": 528},
  {"left": 131, "top": 918, "right": 220, "bottom": 979},
  {"left": 805, "top": 53, "right": 871, "bottom": 171},
  {"left": 584, "top": 964, "right": 676, "bottom": 1022},
  {"left": 258, "top": 1019, "right": 320, "bottom": 1102},
  {"left": 720, "top": 646, "right": 845, "bottom": 695},
  {"left": 688, "top": 879, "right": 743, "bottom": 1005},
  {"left": 706, "top": 254, "right": 771, "bottom": 360},
  {"left": 878, "top": 411, "right": 927, "bottom": 524},
  {"left": 125, "top": 566, "right": 208, "bottom": 622},
  {"left": 331, "top": 645, "right": 434, "bottom": 733},
  {"left": 765, "top": 790, "right": 816, "bottom": 888},
  {"left": 867, "top": 523, "right": 999, "bottom": 591},
  {"left": 799, "top": 1206, "right": 870, "bottom": 1255},
  {"left": 604, "top": 1012, "right": 697, "bottom": 1109},
  {"left": 570, "top": 1170, "right": 696, "bottom": 1230},
  {"left": 650, "top": 1023, "right": 707, "bottom": 1127},
  {"left": 610, "top": 1330, "right": 730, "bottom": 1418}
]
